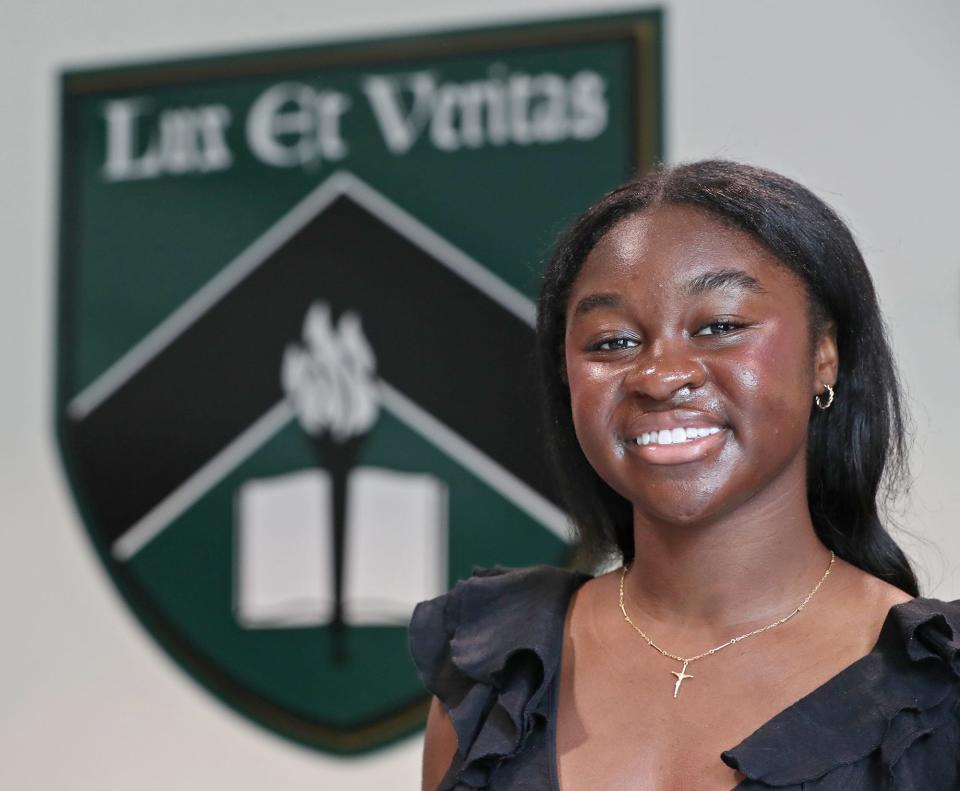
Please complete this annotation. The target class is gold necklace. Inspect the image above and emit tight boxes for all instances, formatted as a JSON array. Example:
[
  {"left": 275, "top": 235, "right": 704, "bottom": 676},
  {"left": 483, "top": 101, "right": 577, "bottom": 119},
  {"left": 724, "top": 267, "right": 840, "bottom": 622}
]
[{"left": 617, "top": 551, "right": 835, "bottom": 699}]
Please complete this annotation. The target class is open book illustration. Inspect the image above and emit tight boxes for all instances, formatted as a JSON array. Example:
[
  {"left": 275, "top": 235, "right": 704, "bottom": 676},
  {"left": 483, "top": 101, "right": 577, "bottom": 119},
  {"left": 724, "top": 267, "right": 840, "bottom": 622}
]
[{"left": 234, "top": 466, "right": 448, "bottom": 628}]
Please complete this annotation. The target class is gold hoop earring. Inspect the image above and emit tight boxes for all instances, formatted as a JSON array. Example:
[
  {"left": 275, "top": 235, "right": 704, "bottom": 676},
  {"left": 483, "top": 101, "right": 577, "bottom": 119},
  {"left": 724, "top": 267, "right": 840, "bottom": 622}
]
[{"left": 815, "top": 383, "right": 835, "bottom": 410}]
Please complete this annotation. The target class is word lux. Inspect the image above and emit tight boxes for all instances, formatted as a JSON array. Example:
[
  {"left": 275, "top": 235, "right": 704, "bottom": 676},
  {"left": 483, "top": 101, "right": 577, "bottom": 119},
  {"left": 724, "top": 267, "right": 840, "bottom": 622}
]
[
  {"left": 102, "top": 99, "right": 233, "bottom": 181},
  {"left": 100, "top": 66, "right": 611, "bottom": 182}
]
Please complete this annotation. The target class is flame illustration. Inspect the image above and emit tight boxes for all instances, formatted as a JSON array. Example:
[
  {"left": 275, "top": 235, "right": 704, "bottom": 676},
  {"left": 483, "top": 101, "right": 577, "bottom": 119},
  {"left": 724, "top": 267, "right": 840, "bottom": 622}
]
[{"left": 282, "top": 302, "right": 379, "bottom": 441}]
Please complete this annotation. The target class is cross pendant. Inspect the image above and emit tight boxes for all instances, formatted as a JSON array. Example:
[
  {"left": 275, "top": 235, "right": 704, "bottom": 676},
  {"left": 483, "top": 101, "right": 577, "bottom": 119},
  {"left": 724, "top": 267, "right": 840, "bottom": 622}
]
[{"left": 671, "top": 660, "right": 694, "bottom": 699}]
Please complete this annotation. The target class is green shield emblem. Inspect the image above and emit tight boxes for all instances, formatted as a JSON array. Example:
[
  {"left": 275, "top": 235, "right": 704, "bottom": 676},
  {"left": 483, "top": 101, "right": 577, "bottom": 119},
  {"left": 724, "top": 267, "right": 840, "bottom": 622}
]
[{"left": 55, "top": 11, "right": 662, "bottom": 754}]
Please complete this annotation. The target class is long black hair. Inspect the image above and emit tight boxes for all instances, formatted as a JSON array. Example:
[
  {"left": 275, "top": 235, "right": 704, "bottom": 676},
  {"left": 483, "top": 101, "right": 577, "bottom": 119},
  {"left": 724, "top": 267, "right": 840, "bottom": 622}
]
[{"left": 536, "top": 160, "right": 919, "bottom": 596}]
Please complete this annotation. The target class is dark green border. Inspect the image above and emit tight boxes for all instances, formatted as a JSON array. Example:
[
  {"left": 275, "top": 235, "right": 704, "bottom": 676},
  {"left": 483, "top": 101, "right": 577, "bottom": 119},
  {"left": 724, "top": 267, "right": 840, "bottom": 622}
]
[{"left": 54, "top": 7, "right": 664, "bottom": 757}]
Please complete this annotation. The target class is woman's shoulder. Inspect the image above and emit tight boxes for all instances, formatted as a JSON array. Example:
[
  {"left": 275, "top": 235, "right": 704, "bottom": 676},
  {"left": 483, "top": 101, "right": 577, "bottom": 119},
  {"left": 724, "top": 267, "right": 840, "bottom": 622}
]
[
  {"left": 883, "top": 593, "right": 960, "bottom": 673},
  {"left": 408, "top": 564, "right": 592, "bottom": 790},
  {"left": 726, "top": 589, "right": 960, "bottom": 788},
  {"left": 408, "top": 563, "right": 592, "bottom": 690}
]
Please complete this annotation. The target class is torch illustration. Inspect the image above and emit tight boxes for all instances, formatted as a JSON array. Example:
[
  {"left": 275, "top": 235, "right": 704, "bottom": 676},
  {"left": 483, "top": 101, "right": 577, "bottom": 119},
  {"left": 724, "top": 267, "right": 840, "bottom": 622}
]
[{"left": 282, "top": 302, "right": 379, "bottom": 663}]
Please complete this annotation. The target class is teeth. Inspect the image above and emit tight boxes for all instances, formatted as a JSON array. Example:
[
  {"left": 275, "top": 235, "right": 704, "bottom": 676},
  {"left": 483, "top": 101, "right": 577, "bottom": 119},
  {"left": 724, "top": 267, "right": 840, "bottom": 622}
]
[{"left": 637, "top": 427, "right": 722, "bottom": 445}]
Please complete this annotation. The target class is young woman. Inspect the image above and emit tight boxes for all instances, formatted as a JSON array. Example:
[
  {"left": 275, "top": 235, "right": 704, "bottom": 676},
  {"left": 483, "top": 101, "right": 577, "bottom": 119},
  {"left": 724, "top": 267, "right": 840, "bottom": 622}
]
[{"left": 409, "top": 161, "right": 960, "bottom": 790}]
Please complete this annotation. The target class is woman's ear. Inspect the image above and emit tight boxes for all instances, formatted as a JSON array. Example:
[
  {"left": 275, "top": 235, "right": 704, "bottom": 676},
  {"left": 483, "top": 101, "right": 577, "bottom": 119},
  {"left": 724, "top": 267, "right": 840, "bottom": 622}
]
[{"left": 813, "top": 321, "right": 839, "bottom": 392}]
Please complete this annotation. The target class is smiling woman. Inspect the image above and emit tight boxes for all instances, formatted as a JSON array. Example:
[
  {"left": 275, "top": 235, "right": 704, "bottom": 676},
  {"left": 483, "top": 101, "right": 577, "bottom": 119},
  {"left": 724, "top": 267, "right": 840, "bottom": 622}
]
[{"left": 409, "top": 161, "right": 960, "bottom": 790}]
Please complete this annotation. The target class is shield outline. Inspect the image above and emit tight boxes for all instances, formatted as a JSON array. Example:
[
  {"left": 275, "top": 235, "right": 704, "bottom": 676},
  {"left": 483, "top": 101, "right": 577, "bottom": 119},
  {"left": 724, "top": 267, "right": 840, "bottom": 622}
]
[{"left": 54, "top": 10, "right": 663, "bottom": 755}]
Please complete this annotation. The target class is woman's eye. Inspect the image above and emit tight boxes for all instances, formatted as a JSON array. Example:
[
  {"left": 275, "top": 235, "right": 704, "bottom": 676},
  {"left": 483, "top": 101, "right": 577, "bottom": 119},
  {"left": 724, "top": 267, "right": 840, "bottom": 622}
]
[
  {"left": 694, "top": 321, "right": 745, "bottom": 337},
  {"left": 593, "top": 337, "right": 638, "bottom": 351}
]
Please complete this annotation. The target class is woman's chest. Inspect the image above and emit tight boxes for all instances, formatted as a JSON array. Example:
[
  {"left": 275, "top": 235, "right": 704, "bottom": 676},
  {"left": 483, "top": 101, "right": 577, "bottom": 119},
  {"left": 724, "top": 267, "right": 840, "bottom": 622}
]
[
  {"left": 552, "top": 631, "right": 859, "bottom": 791},
  {"left": 553, "top": 678, "right": 750, "bottom": 791}
]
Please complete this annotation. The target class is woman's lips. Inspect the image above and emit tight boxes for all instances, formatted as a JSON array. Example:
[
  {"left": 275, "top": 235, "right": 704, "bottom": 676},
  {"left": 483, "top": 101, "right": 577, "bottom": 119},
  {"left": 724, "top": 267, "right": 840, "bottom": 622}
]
[{"left": 625, "top": 426, "right": 729, "bottom": 465}]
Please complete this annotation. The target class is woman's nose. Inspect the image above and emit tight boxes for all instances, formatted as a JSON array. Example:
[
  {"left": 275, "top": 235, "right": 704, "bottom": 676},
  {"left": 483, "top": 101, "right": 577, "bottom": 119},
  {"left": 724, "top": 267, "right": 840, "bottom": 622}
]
[{"left": 623, "top": 340, "right": 707, "bottom": 401}]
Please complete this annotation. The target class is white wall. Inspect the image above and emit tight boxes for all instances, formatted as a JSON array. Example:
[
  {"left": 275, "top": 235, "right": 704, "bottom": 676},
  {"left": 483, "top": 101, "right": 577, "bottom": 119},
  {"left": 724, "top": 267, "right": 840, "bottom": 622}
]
[{"left": 2, "top": 1, "right": 958, "bottom": 788}]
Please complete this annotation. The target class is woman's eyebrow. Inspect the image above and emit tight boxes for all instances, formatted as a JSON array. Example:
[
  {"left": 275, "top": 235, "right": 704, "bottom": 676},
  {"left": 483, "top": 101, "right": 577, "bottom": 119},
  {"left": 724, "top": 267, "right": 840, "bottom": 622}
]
[
  {"left": 571, "top": 292, "right": 623, "bottom": 318},
  {"left": 570, "top": 269, "right": 765, "bottom": 319},
  {"left": 684, "top": 268, "right": 766, "bottom": 296}
]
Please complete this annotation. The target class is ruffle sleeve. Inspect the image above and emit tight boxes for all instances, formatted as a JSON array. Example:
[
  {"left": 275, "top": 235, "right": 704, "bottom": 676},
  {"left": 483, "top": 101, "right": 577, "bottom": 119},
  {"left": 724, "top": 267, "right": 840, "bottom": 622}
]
[
  {"left": 408, "top": 564, "right": 590, "bottom": 791},
  {"left": 722, "top": 597, "right": 960, "bottom": 789}
]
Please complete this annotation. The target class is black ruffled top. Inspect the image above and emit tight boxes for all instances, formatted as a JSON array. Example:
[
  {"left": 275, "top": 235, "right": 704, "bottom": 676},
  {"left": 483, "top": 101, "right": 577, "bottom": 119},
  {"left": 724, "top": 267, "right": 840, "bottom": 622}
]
[{"left": 408, "top": 564, "right": 960, "bottom": 790}]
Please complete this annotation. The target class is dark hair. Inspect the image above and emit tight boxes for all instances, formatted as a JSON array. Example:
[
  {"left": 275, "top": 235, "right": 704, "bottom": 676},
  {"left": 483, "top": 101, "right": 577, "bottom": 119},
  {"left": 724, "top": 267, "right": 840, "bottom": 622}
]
[{"left": 536, "top": 159, "right": 919, "bottom": 596}]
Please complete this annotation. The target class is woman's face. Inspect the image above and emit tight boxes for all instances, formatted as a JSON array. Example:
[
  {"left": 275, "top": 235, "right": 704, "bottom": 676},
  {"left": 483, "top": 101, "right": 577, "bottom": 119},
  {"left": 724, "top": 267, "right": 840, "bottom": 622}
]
[{"left": 563, "top": 204, "right": 837, "bottom": 527}]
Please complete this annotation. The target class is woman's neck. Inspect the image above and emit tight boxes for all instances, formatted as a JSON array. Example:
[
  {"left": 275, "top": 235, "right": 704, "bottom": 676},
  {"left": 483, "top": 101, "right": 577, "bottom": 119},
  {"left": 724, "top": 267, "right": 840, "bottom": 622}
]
[{"left": 624, "top": 475, "right": 832, "bottom": 632}]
